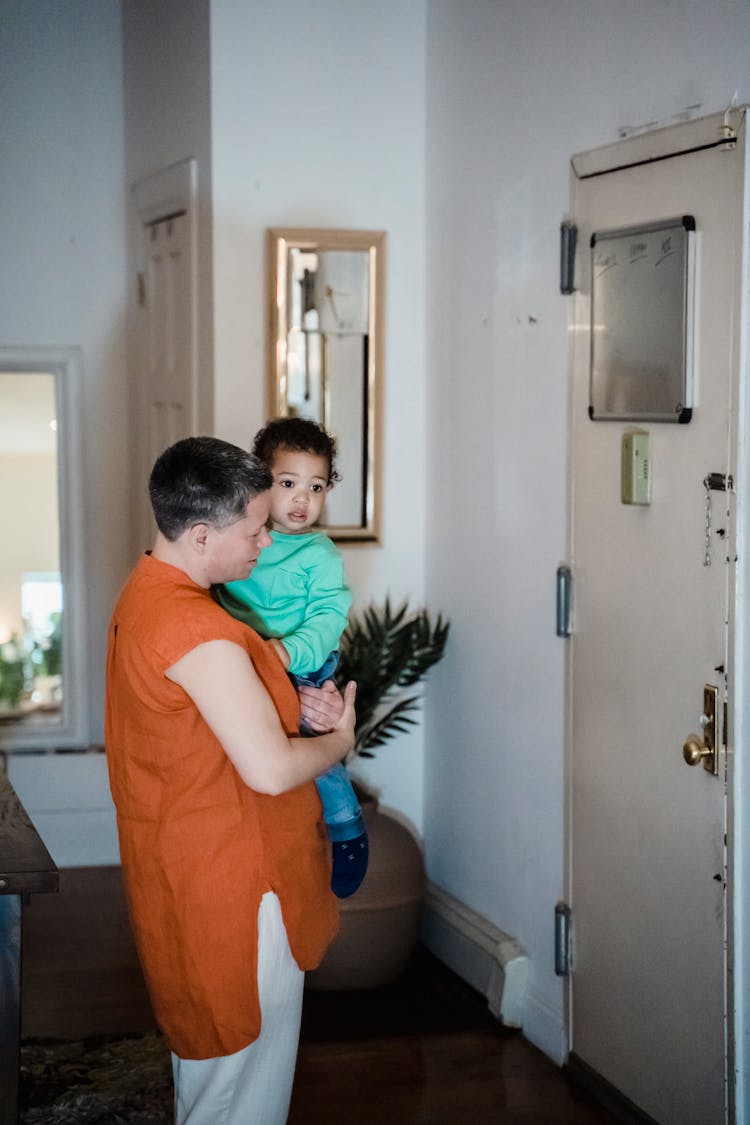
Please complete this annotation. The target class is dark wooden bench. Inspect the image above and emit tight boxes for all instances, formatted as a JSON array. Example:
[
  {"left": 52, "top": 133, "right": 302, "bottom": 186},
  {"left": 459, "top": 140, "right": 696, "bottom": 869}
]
[{"left": 0, "top": 770, "right": 58, "bottom": 1124}]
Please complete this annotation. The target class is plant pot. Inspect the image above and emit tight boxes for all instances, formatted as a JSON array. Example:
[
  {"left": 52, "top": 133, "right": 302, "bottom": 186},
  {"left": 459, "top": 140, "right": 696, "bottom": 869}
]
[{"left": 306, "top": 798, "right": 425, "bottom": 991}]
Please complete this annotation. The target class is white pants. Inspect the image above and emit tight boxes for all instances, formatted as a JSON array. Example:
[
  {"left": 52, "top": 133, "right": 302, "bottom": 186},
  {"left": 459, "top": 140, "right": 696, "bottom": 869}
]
[{"left": 171, "top": 891, "right": 305, "bottom": 1125}]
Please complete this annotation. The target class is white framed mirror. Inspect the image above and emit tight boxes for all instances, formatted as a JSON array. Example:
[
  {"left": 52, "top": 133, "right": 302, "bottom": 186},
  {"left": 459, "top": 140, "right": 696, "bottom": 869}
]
[
  {"left": 267, "top": 228, "right": 385, "bottom": 543},
  {"left": 0, "top": 348, "right": 88, "bottom": 751}
]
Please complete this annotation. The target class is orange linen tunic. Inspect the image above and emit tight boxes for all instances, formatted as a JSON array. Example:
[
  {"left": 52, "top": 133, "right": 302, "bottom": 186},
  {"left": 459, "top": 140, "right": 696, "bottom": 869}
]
[{"left": 104, "top": 554, "right": 338, "bottom": 1060}]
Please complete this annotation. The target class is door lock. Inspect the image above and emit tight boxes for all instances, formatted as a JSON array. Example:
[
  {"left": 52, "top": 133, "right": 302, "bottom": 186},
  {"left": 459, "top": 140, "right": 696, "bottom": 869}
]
[{"left": 682, "top": 684, "right": 719, "bottom": 775}]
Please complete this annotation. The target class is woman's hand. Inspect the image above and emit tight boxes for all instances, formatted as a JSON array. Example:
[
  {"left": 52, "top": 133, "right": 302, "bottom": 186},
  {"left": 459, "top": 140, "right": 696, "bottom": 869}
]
[
  {"left": 333, "top": 680, "right": 357, "bottom": 745},
  {"left": 298, "top": 679, "right": 356, "bottom": 737}
]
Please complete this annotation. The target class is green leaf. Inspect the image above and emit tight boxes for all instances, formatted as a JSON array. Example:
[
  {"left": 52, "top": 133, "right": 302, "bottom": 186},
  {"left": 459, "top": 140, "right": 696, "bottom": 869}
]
[{"left": 335, "top": 599, "right": 449, "bottom": 755}]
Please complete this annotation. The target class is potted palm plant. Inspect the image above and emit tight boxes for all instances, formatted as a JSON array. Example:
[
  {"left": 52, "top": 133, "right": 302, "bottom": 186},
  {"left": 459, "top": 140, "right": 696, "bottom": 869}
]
[
  {"left": 338, "top": 598, "right": 450, "bottom": 761},
  {"left": 306, "top": 598, "right": 449, "bottom": 990}
]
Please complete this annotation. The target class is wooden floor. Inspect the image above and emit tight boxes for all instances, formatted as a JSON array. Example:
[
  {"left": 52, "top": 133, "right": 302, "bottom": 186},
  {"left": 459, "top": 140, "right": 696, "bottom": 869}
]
[{"left": 20, "top": 867, "right": 617, "bottom": 1124}]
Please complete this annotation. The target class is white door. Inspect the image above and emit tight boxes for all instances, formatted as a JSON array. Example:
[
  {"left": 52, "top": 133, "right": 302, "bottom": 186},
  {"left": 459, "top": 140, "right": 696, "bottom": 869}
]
[
  {"left": 568, "top": 111, "right": 747, "bottom": 1125},
  {"left": 133, "top": 209, "right": 196, "bottom": 546},
  {"left": 130, "top": 159, "right": 199, "bottom": 550}
]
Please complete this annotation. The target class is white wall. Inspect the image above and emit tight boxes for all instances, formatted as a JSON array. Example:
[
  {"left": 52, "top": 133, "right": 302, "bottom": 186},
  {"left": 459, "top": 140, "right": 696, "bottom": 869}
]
[
  {"left": 209, "top": 0, "right": 428, "bottom": 831},
  {"left": 424, "top": 0, "right": 750, "bottom": 1063},
  {"left": 0, "top": 0, "right": 128, "bottom": 747}
]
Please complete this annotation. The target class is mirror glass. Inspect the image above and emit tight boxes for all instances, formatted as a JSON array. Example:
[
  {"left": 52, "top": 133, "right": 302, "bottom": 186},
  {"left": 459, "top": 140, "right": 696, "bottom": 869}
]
[
  {"left": 267, "top": 228, "right": 385, "bottom": 542},
  {"left": 0, "top": 357, "right": 87, "bottom": 750}
]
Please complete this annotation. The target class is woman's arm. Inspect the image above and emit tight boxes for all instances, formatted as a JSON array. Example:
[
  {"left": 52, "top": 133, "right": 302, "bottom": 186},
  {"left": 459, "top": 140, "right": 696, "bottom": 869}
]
[{"left": 166, "top": 640, "right": 355, "bottom": 795}]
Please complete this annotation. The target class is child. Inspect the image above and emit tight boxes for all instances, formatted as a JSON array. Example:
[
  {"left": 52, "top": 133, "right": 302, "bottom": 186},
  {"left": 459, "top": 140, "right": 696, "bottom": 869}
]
[{"left": 215, "top": 417, "right": 368, "bottom": 899}]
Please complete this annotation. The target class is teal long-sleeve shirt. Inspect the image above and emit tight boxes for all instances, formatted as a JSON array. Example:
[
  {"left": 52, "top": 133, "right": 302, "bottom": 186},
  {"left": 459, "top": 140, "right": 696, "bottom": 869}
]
[{"left": 216, "top": 530, "right": 351, "bottom": 676}]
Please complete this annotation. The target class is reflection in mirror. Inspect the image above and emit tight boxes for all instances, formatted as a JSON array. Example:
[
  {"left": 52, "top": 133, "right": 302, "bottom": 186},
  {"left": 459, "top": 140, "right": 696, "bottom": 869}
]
[
  {"left": 0, "top": 354, "right": 87, "bottom": 750},
  {"left": 268, "top": 229, "right": 385, "bottom": 542}
]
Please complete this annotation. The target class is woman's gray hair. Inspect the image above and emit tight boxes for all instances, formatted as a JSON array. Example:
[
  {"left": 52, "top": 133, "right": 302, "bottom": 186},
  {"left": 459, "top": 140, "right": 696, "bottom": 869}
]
[{"left": 149, "top": 436, "right": 273, "bottom": 541}]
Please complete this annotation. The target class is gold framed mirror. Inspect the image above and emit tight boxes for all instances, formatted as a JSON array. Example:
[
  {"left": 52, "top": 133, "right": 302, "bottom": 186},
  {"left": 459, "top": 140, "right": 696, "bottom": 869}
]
[{"left": 267, "top": 228, "right": 385, "bottom": 543}]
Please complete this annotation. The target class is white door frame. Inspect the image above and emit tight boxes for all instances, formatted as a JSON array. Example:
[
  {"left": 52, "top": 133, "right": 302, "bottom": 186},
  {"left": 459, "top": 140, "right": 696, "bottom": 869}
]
[
  {"left": 731, "top": 110, "right": 750, "bottom": 1125},
  {"left": 0, "top": 346, "right": 89, "bottom": 751},
  {"left": 566, "top": 106, "right": 750, "bottom": 1120}
]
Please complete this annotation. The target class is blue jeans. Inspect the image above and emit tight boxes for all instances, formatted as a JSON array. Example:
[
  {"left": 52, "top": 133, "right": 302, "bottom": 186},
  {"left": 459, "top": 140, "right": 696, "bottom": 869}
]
[{"left": 293, "top": 653, "right": 364, "bottom": 842}]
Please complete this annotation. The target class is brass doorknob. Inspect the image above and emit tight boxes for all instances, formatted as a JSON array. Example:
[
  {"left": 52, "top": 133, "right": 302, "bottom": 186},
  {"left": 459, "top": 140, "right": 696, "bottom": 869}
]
[{"left": 683, "top": 735, "right": 711, "bottom": 766}]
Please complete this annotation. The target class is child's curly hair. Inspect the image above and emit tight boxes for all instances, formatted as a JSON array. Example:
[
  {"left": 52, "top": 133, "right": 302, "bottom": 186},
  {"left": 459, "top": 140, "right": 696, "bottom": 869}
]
[{"left": 251, "top": 417, "right": 341, "bottom": 485}]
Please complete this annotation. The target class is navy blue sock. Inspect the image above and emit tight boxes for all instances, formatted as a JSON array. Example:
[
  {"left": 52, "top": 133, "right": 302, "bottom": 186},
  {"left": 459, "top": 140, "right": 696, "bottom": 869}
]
[{"left": 331, "top": 832, "right": 369, "bottom": 899}]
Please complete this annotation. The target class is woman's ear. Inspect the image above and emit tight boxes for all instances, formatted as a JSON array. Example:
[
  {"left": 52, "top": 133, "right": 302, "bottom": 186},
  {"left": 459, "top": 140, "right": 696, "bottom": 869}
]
[{"left": 188, "top": 522, "right": 210, "bottom": 553}]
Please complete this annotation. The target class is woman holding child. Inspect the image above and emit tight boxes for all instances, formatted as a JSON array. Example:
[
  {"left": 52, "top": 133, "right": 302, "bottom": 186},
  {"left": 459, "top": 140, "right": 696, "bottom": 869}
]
[{"left": 105, "top": 434, "right": 356, "bottom": 1125}]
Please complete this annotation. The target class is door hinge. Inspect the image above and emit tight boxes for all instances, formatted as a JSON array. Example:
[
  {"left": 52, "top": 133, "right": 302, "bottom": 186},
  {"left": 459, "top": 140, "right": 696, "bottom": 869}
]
[
  {"left": 555, "top": 902, "right": 572, "bottom": 976},
  {"left": 556, "top": 565, "right": 573, "bottom": 637},
  {"left": 560, "top": 221, "right": 577, "bottom": 294},
  {"left": 137, "top": 271, "right": 147, "bottom": 308}
]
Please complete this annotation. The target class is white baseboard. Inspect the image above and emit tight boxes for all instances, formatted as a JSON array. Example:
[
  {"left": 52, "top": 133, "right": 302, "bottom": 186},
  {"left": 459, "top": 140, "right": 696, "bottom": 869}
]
[
  {"left": 521, "top": 985, "right": 568, "bottom": 1067},
  {"left": 421, "top": 881, "right": 528, "bottom": 1028}
]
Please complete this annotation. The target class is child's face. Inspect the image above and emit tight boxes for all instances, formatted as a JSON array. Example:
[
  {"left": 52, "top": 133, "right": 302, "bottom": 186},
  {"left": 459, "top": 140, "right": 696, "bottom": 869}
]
[{"left": 268, "top": 447, "right": 331, "bottom": 534}]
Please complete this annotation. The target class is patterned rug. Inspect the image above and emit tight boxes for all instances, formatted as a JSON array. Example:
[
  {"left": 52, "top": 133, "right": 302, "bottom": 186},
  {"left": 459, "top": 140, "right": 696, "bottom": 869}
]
[{"left": 20, "top": 1033, "right": 173, "bottom": 1124}]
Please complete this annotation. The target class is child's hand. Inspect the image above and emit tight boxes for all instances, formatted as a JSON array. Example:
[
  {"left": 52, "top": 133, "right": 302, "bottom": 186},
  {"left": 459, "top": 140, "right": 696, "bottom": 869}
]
[{"left": 269, "top": 637, "right": 291, "bottom": 669}]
